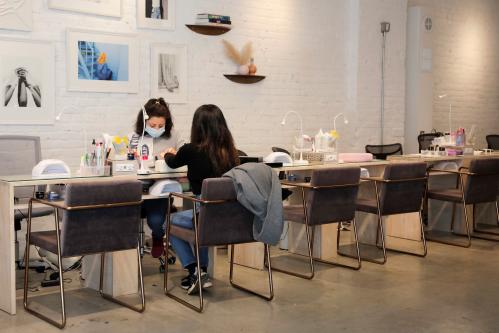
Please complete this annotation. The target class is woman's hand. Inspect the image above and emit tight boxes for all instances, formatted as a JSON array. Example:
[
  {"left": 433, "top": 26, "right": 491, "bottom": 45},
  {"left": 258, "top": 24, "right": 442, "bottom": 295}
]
[{"left": 160, "top": 147, "right": 176, "bottom": 158}]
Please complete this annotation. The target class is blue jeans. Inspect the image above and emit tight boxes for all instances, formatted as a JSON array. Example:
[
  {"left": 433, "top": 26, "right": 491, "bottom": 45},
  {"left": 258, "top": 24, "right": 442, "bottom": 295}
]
[
  {"left": 169, "top": 204, "right": 209, "bottom": 269},
  {"left": 151, "top": 7, "right": 161, "bottom": 19},
  {"left": 142, "top": 198, "right": 168, "bottom": 240}
]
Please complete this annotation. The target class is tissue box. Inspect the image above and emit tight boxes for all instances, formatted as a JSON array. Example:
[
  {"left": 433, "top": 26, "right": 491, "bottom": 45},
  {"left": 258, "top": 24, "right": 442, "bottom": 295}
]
[{"left": 109, "top": 159, "right": 137, "bottom": 175}]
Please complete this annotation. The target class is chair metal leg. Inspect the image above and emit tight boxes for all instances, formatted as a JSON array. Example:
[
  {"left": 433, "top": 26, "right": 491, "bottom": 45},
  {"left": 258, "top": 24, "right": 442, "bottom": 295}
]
[
  {"left": 99, "top": 246, "right": 146, "bottom": 313},
  {"left": 24, "top": 206, "right": 67, "bottom": 329},
  {"left": 357, "top": 182, "right": 387, "bottom": 265},
  {"left": 164, "top": 207, "right": 204, "bottom": 313},
  {"left": 327, "top": 218, "right": 362, "bottom": 270},
  {"left": 269, "top": 223, "right": 315, "bottom": 279},
  {"left": 384, "top": 212, "right": 427, "bottom": 257},
  {"left": 230, "top": 244, "right": 274, "bottom": 301},
  {"left": 427, "top": 201, "right": 472, "bottom": 248},
  {"left": 468, "top": 201, "right": 499, "bottom": 241},
  {"left": 268, "top": 186, "right": 315, "bottom": 279}
]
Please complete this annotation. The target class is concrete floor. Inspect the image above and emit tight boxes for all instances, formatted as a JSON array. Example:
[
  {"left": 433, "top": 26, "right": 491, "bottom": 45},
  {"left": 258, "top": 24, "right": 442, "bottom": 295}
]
[{"left": 1, "top": 239, "right": 499, "bottom": 333}]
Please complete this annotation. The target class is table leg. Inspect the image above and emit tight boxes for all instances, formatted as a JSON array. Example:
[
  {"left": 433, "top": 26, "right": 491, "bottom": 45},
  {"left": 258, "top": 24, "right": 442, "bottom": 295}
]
[{"left": 0, "top": 182, "right": 16, "bottom": 315}]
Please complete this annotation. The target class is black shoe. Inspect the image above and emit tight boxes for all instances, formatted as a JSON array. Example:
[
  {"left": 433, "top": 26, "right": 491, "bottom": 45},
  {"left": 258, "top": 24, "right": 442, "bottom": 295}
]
[
  {"left": 187, "top": 271, "right": 211, "bottom": 295},
  {"left": 180, "top": 273, "right": 192, "bottom": 290}
]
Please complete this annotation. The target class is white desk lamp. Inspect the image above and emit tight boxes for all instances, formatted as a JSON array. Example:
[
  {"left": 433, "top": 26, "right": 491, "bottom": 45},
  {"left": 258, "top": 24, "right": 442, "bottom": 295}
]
[
  {"left": 438, "top": 94, "right": 452, "bottom": 141},
  {"left": 281, "top": 110, "right": 308, "bottom": 165},
  {"left": 137, "top": 106, "right": 151, "bottom": 175},
  {"left": 333, "top": 113, "right": 349, "bottom": 132}
]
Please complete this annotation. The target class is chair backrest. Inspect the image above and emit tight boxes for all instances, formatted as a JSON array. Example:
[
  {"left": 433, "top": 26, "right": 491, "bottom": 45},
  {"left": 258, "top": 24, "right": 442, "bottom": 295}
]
[
  {"left": 306, "top": 167, "right": 360, "bottom": 225},
  {"left": 378, "top": 162, "right": 427, "bottom": 215},
  {"left": 60, "top": 180, "right": 142, "bottom": 257},
  {"left": 418, "top": 132, "right": 443, "bottom": 152},
  {"left": 237, "top": 149, "right": 248, "bottom": 157},
  {"left": 272, "top": 146, "right": 290, "bottom": 155},
  {"left": 486, "top": 135, "right": 499, "bottom": 150},
  {"left": 197, "top": 178, "right": 254, "bottom": 247},
  {"left": 365, "top": 143, "right": 403, "bottom": 160},
  {"left": 0, "top": 135, "right": 42, "bottom": 198},
  {"left": 464, "top": 158, "right": 499, "bottom": 204}
]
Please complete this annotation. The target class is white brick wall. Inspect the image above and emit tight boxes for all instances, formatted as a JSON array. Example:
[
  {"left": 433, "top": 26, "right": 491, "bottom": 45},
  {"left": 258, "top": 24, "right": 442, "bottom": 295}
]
[
  {"left": 408, "top": 0, "right": 499, "bottom": 148},
  {"left": 0, "top": 0, "right": 408, "bottom": 167}
]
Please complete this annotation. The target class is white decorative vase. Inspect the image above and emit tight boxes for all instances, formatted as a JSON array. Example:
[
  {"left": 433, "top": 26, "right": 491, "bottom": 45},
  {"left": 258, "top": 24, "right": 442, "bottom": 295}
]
[{"left": 237, "top": 65, "right": 250, "bottom": 75}]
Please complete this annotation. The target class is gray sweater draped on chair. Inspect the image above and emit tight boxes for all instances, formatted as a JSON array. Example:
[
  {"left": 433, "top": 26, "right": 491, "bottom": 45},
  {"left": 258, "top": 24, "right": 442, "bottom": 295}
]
[{"left": 224, "top": 163, "right": 284, "bottom": 245}]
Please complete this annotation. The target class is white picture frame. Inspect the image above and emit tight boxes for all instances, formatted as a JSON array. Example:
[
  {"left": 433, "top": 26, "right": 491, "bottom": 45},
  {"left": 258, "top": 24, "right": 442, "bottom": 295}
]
[
  {"left": 0, "top": 0, "right": 32, "bottom": 31},
  {"left": 48, "top": 0, "right": 121, "bottom": 18},
  {"left": 0, "top": 38, "right": 55, "bottom": 124},
  {"left": 137, "top": 0, "right": 175, "bottom": 30},
  {"left": 150, "top": 43, "right": 187, "bottom": 104},
  {"left": 66, "top": 29, "right": 139, "bottom": 94}
]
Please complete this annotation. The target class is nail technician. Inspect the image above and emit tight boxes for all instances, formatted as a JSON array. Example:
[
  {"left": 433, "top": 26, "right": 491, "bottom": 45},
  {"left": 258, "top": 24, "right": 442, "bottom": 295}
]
[{"left": 129, "top": 97, "right": 185, "bottom": 258}]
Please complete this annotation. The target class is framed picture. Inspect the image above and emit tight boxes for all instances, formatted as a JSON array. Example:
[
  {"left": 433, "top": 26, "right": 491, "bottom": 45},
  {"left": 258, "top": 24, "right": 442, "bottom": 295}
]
[
  {"left": 66, "top": 29, "right": 139, "bottom": 93},
  {"left": 48, "top": 0, "right": 121, "bottom": 18},
  {"left": 0, "top": 0, "right": 32, "bottom": 31},
  {"left": 150, "top": 44, "right": 187, "bottom": 104},
  {"left": 137, "top": 0, "right": 175, "bottom": 30},
  {"left": 0, "top": 38, "right": 55, "bottom": 124}
]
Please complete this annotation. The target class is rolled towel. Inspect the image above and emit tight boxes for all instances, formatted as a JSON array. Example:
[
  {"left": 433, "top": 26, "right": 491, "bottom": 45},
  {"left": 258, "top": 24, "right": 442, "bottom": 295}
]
[{"left": 338, "top": 153, "right": 374, "bottom": 163}]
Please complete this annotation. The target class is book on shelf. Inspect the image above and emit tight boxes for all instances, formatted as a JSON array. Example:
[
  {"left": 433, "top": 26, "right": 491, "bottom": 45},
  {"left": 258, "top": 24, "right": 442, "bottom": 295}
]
[
  {"left": 196, "top": 18, "right": 231, "bottom": 25},
  {"left": 196, "top": 13, "right": 231, "bottom": 21},
  {"left": 193, "top": 22, "right": 232, "bottom": 28}
]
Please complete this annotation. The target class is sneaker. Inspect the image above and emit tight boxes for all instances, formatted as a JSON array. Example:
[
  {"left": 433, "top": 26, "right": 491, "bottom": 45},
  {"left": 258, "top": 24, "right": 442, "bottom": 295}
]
[
  {"left": 187, "top": 271, "right": 212, "bottom": 295},
  {"left": 339, "top": 222, "right": 351, "bottom": 231},
  {"left": 180, "top": 273, "right": 192, "bottom": 290},
  {"left": 151, "top": 238, "right": 164, "bottom": 258}
]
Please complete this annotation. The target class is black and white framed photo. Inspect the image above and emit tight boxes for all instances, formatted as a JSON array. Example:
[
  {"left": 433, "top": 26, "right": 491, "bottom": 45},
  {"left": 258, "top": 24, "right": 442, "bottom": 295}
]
[
  {"left": 150, "top": 44, "right": 187, "bottom": 104},
  {"left": 137, "top": 0, "right": 175, "bottom": 30},
  {"left": 66, "top": 29, "right": 139, "bottom": 93},
  {"left": 0, "top": 38, "right": 54, "bottom": 124},
  {"left": 0, "top": 0, "right": 32, "bottom": 31},
  {"left": 48, "top": 0, "right": 121, "bottom": 18}
]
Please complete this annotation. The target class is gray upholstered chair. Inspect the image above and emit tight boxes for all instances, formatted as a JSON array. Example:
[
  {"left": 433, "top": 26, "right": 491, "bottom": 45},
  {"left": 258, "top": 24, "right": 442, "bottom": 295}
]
[
  {"left": 355, "top": 162, "right": 428, "bottom": 264},
  {"left": 164, "top": 178, "right": 274, "bottom": 313},
  {"left": 426, "top": 157, "right": 499, "bottom": 247},
  {"left": 0, "top": 135, "right": 53, "bottom": 264},
  {"left": 272, "top": 167, "right": 362, "bottom": 280},
  {"left": 24, "top": 180, "right": 144, "bottom": 329}
]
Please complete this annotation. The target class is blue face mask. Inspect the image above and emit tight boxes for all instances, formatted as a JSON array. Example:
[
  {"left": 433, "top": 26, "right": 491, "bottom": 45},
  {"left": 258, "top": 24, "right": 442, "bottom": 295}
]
[{"left": 145, "top": 126, "right": 165, "bottom": 138}]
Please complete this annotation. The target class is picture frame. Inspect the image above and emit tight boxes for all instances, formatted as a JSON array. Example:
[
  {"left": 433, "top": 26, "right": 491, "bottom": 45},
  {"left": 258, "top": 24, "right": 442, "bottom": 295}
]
[
  {"left": 0, "top": 0, "right": 33, "bottom": 31},
  {"left": 150, "top": 43, "right": 187, "bottom": 104},
  {"left": 137, "top": 0, "right": 175, "bottom": 30},
  {"left": 66, "top": 29, "right": 139, "bottom": 94},
  {"left": 0, "top": 38, "right": 55, "bottom": 124},
  {"left": 48, "top": 0, "right": 121, "bottom": 18}
]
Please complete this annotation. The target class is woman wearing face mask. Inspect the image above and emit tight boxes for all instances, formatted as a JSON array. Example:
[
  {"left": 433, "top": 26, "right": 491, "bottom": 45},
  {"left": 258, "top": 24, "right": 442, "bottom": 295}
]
[{"left": 130, "top": 97, "right": 185, "bottom": 258}]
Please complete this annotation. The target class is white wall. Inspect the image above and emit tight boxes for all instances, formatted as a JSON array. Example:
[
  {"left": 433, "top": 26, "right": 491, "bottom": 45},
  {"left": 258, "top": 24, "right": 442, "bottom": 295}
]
[
  {"left": 0, "top": 0, "right": 408, "bottom": 167},
  {"left": 408, "top": 0, "right": 499, "bottom": 148}
]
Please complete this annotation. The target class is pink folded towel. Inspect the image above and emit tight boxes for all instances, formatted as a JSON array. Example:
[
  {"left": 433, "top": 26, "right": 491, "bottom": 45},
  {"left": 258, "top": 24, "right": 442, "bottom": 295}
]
[{"left": 338, "top": 153, "right": 374, "bottom": 163}]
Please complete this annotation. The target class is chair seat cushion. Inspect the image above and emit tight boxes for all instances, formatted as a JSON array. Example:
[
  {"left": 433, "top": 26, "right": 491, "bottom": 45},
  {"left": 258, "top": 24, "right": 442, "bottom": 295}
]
[
  {"left": 14, "top": 207, "right": 53, "bottom": 221},
  {"left": 356, "top": 198, "right": 379, "bottom": 214},
  {"left": 30, "top": 230, "right": 58, "bottom": 255},
  {"left": 283, "top": 205, "right": 305, "bottom": 223},
  {"left": 427, "top": 189, "right": 462, "bottom": 202}
]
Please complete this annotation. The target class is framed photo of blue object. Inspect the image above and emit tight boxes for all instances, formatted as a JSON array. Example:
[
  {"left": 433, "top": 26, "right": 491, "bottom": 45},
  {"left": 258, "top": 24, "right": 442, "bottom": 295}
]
[
  {"left": 66, "top": 29, "right": 138, "bottom": 93},
  {"left": 0, "top": 38, "right": 55, "bottom": 124}
]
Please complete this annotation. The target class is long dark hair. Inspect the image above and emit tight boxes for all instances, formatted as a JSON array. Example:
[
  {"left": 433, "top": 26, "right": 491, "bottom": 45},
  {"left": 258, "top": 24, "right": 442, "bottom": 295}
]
[
  {"left": 134, "top": 98, "right": 173, "bottom": 138},
  {"left": 191, "top": 104, "right": 239, "bottom": 175}
]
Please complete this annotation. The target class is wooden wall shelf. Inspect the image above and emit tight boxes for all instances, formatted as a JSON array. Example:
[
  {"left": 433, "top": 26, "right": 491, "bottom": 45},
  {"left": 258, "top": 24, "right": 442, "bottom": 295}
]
[
  {"left": 185, "top": 24, "right": 231, "bottom": 36},
  {"left": 224, "top": 74, "right": 266, "bottom": 84}
]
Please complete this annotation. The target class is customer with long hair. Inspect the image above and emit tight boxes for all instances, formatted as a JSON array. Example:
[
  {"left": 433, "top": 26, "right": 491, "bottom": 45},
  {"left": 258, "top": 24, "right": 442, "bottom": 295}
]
[{"left": 162, "top": 104, "right": 239, "bottom": 294}]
